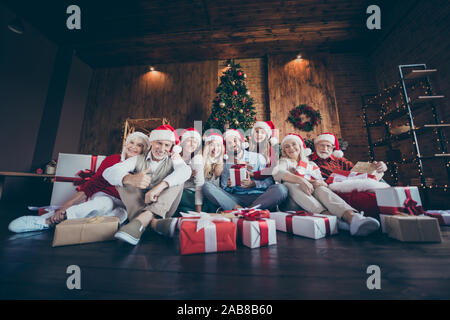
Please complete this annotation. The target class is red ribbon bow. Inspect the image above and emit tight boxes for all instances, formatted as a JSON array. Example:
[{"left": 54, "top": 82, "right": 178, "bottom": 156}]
[
  {"left": 284, "top": 211, "right": 331, "bottom": 236},
  {"left": 236, "top": 213, "right": 270, "bottom": 247},
  {"left": 402, "top": 188, "right": 424, "bottom": 216},
  {"left": 54, "top": 156, "right": 98, "bottom": 191},
  {"left": 231, "top": 164, "right": 246, "bottom": 169}
]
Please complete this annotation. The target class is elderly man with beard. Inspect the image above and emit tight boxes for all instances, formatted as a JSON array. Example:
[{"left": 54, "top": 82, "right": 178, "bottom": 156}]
[
  {"left": 103, "top": 125, "right": 191, "bottom": 245},
  {"left": 311, "top": 132, "right": 388, "bottom": 223},
  {"left": 202, "top": 129, "right": 288, "bottom": 211}
]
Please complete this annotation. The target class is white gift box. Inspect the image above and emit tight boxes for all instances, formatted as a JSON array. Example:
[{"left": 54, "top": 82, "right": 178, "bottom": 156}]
[
  {"left": 269, "top": 212, "right": 338, "bottom": 240},
  {"left": 375, "top": 186, "right": 423, "bottom": 233},
  {"left": 229, "top": 166, "right": 248, "bottom": 187},
  {"left": 425, "top": 210, "right": 450, "bottom": 226},
  {"left": 50, "top": 153, "right": 106, "bottom": 206},
  {"left": 232, "top": 217, "right": 277, "bottom": 249}
]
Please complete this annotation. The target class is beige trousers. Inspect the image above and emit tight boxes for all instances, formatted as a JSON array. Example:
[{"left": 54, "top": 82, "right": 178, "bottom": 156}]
[
  {"left": 117, "top": 184, "right": 184, "bottom": 220},
  {"left": 281, "top": 182, "right": 355, "bottom": 218}
]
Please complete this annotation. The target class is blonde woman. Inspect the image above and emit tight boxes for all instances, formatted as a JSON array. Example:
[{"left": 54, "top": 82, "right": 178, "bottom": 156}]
[
  {"left": 9, "top": 132, "right": 150, "bottom": 233},
  {"left": 273, "top": 133, "right": 380, "bottom": 236},
  {"left": 248, "top": 121, "right": 279, "bottom": 179}
]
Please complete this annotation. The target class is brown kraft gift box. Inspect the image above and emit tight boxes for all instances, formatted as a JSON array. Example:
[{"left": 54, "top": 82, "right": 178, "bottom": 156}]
[
  {"left": 52, "top": 216, "right": 120, "bottom": 247},
  {"left": 384, "top": 215, "right": 442, "bottom": 242}
]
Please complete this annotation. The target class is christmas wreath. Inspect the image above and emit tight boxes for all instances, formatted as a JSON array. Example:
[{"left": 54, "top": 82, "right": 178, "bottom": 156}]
[{"left": 287, "top": 104, "right": 321, "bottom": 132}]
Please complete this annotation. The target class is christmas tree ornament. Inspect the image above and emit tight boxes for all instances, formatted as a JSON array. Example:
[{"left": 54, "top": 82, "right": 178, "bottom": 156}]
[
  {"left": 237, "top": 71, "right": 242, "bottom": 76},
  {"left": 243, "top": 73, "right": 247, "bottom": 78},
  {"left": 246, "top": 90, "right": 251, "bottom": 95},
  {"left": 232, "top": 81, "right": 236, "bottom": 85},
  {"left": 219, "top": 102, "right": 225, "bottom": 108},
  {"left": 239, "top": 109, "right": 243, "bottom": 113},
  {"left": 232, "top": 90, "right": 238, "bottom": 96}
]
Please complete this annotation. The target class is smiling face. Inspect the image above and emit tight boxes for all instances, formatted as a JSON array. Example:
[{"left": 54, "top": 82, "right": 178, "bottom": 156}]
[
  {"left": 206, "top": 140, "right": 224, "bottom": 160},
  {"left": 315, "top": 140, "right": 334, "bottom": 159},
  {"left": 282, "top": 138, "right": 301, "bottom": 161},
  {"left": 253, "top": 127, "right": 267, "bottom": 144},
  {"left": 182, "top": 137, "right": 199, "bottom": 154},
  {"left": 150, "top": 140, "right": 173, "bottom": 160},
  {"left": 225, "top": 135, "right": 243, "bottom": 155},
  {"left": 124, "top": 137, "right": 146, "bottom": 159}
]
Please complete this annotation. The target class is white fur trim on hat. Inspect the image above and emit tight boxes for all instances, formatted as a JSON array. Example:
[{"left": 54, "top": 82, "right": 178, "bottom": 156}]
[
  {"left": 328, "top": 179, "right": 390, "bottom": 193},
  {"left": 314, "top": 133, "right": 335, "bottom": 146},
  {"left": 223, "top": 129, "right": 244, "bottom": 142},
  {"left": 149, "top": 130, "right": 176, "bottom": 142},
  {"left": 281, "top": 134, "right": 311, "bottom": 157},
  {"left": 252, "top": 121, "right": 272, "bottom": 137},
  {"left": 180, "top": 129, "right": 202, "bottom": 144}
]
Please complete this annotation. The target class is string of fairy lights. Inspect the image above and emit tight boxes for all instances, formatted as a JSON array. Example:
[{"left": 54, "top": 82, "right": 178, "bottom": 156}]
[{"left": 362, "top": 79, "right": 449, "bottom": 192}]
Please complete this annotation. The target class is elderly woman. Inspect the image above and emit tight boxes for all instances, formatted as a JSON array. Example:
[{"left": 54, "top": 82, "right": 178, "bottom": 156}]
[
  {"left": 8, "top": 132, "right": 150, "bottom": 233},
  {"left": 272, "top": 133, "right": 380, "bottom": 237}
]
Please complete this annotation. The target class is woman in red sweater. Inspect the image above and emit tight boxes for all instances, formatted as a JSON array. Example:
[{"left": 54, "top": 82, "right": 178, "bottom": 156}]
[{"left": 8, "top": 132, "right": 150, "bottom": 233}]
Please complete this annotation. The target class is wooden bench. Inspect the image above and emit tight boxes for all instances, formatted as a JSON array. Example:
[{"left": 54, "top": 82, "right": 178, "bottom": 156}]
[{"left": 0, "top": 171, "right": 54, "bottom": 201}]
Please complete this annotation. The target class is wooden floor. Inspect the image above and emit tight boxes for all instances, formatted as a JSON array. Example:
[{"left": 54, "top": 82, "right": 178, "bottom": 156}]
[{"left": 1, "top": 201, "right": 450, "bottom": 300}]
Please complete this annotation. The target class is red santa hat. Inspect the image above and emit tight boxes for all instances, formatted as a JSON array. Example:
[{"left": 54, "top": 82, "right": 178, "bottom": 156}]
[
  {"left": 252, "top": 120, "right": 278, "bottom": 145},
  {"left": 148, "top": 124, "right": 182, "bottom": 153},
  {"left": 281, "top": 133, "right": 312, "bottom": 157},
  {"left": 180, "top": 128, "right": 202, "bottom": 146},
  {"left": 314, "top": 132, "right": 343, "bottom": 158},
  {"left": 121, "top": 131, "right": 151, "bottom": 161}
]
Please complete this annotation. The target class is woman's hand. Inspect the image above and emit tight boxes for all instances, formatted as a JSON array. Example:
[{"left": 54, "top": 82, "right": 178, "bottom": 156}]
[
  {"left": 311, "top": 180, "right": 328, "bottom": 189},
  {"left": 50, "top": 209, "right": 66, "bottom": 224},
  {"left": 297, "top": 177, "right": 314, "bottom": 196},
  {"left": 191, "top": 169, "right": 197, "bottom": 179}
]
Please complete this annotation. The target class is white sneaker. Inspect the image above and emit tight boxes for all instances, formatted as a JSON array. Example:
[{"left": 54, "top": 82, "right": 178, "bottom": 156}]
[
  {"left": 8, "top": 215, "right": 50, "bottom": 233},
  {"left": 106, "top": 207, "right": 128, "bottom": 225},
  {"left": 350, "top": 213, "right": 380, "bottom": 236}
]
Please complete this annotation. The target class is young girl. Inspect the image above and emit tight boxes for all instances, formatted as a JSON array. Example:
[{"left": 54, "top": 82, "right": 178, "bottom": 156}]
[
  {"left": 8, "top": 131, "right": 150, "bottom": 233},
  {"left": 203, "top": 133, "right": 225, "bottom": 186},
  {"left": 272, "top": 133, "right": 380, "bottom": 236},
  {"left": 248, "top": 121, "right": 279, "bottom": 179},
  {"left": 176, "top": 128, "right": 205, "bottom": 214}
]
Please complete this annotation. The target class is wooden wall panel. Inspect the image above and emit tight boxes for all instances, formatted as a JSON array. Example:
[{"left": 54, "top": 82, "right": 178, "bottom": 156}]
[
  {"left": 267, "top": 54, "right": 341, "bottom": 143},
  {"left": 78, "top": 60, "right": 218, "bottom": 155}
]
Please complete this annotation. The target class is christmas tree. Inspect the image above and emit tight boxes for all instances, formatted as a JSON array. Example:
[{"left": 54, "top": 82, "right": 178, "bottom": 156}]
[{"left": 204, "top": 59, "right": 257, "bottom": 133}]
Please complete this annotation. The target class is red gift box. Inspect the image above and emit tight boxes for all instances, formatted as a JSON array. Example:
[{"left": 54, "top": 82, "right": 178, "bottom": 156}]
[{"left": 179, "top": 217, "right": 236, "bottom": 255}]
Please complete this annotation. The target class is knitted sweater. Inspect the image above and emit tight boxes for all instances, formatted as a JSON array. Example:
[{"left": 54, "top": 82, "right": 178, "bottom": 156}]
[{"left": 78, "top": 154, "right": 121, "bottom": 199}]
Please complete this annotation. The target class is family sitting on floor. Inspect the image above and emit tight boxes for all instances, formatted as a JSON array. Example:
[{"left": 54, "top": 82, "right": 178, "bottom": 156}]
[{"left": 9, "top": 121, "right": 389, "bottom": 245}]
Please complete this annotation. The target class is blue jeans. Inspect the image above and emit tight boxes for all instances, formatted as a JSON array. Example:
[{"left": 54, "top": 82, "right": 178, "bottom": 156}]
[{"left": 202, "top": 181, "right": 288, "bottom": 211}]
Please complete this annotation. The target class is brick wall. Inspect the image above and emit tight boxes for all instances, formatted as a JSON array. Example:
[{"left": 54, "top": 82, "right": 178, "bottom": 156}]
[
  {"left": 327, "top": 53, "right": 378, "bottom": 163},
  {"left": 218, "top": 58, "right": 269, "bottom": 121}
]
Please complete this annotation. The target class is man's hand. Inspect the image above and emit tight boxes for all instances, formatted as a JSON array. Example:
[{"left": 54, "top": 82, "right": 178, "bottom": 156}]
[
  {"left": 297, "top": 177, "right": 314, "bottom": 196},
  {"left": 373, "top": 161, "right": 388, "bottom": 173},
  {"left": 240, "top": 178, "right": 256, "bottom": 188},
  {"left": 144, "top": 181, "right": 168, "bottom": 204},
  {"left": 123, "top": 167, "right": 152, "bottom": 189}
]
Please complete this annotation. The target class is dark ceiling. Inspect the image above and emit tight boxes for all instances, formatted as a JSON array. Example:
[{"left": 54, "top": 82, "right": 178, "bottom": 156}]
[{"left": 3, "top": 0, "right": 405, "bottom": 68}]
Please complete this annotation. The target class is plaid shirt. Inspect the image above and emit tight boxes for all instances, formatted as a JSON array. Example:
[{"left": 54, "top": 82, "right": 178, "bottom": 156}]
[{"left": 310, "top": 153, "right": 354, "bottom": 180}]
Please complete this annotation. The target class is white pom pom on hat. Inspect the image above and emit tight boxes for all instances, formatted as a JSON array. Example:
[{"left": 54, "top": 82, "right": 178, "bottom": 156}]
[{"left": 314, "top": 132, "right": 343, "bottom": 158}]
